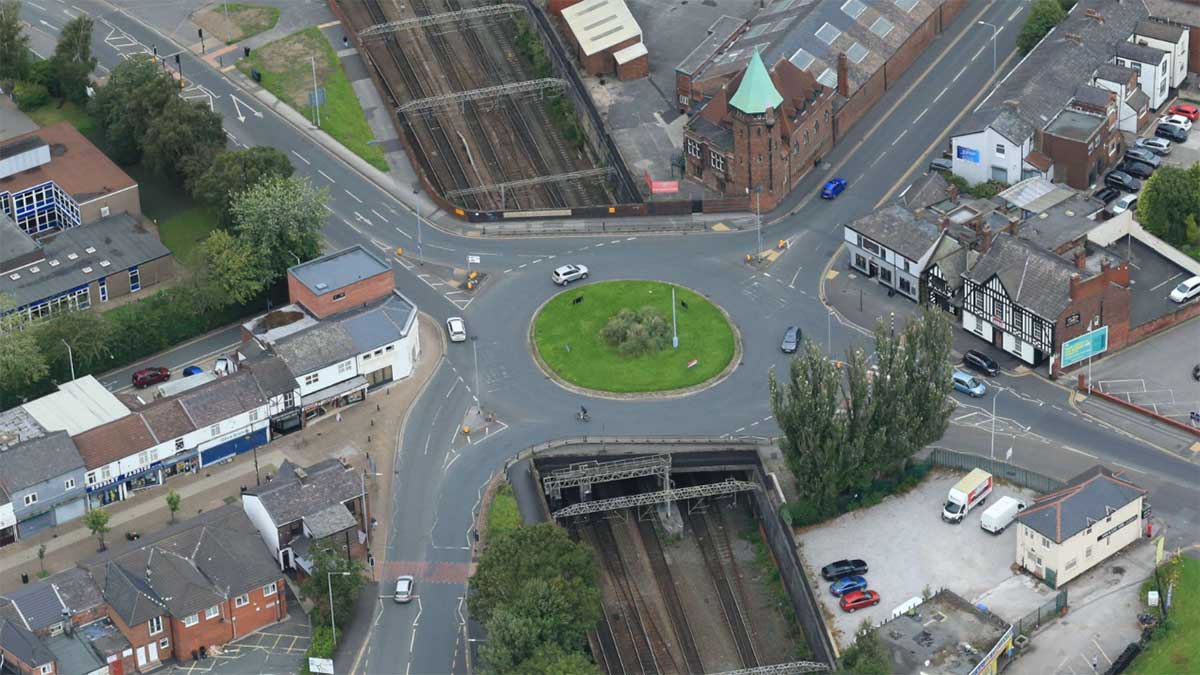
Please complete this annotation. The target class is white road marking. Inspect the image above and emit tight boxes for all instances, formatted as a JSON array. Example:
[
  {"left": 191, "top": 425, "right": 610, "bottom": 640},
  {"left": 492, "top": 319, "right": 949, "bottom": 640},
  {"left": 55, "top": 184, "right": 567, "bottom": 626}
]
[
  {"left": 594, "top": 243, "right": 605, "bottom": 247},
  {"left": 395, "top": 227, "right": 412, "bottom": 239},
  {"left": 1061, "top": 445, "right": 1098, "bottom": 459},
  {"left": 344, "top": 189, "right": 363, "bottom": 203},
  {"left": 27, "top": 1, "right": 47, "bottom": 9},
  {"left": 503, "top": 268, "right": 513, "bottom": 274},
  {"left": 323, "top": 204, "right": 334, "bottom": 213},
  {"left": 610, "top": 239, "right": 621, "bottom": 244},
  {"left": 892, "top": 129, "right": 907, "bottom": 146},
  {"left": 518, "top": 264, "right": 527, "bottom": 269},
  {"left": 1149, "top": 272, "right": 1182, "bottom": 292},
  {"left": 317, "top": 169, "right": 335, "bottom": 183},
  {"left": 371, "top": 208, "right": 389, "bottom": 223},
  {"left": 62, "top": 8, "right": 77, "bottom": 17},
  {"left": 291, "top": 150, "right": 311, "bottom": 165},
  {"left": 1112, "top": 461, "right": 1147, "bottom": 474},
  {"left": 914, "top": 108, "right": 928, "bottom": 123},
  {"left": 934, "top": 86, "right": 948, "bottom": 102},
  {"left": 532, "top": 259, "right": 543, "bottom": 264},
  {"left": 953, "top": 65, "right": 967, "bottom": 82},
  {"left": 789, "top": 267, "right": 802, "bottom": 288},
  {"left": 1007, "top": 6, "right": 1021, "bottom": 21},
  {"left": 973, "top": 44, "right": 986, "bottom": 61}
]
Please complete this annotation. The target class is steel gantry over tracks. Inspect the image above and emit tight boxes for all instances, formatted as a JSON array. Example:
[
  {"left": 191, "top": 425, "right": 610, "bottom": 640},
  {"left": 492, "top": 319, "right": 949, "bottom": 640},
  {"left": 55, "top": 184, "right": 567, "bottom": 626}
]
[
  {"left": 551, "top": 479, "right": 758, "bottom": 519},
  {"left": 542, "top": 454, "right": 672, "bottom": 501},
  {"left": 358, "top": 4, "right": 525, "bottom": 40},
  {"left": 396, "top": 78, "right": 569, "bottom": 115},
  {"left": 444, "top": 167, "right": 615, "bottom": 207},
  {"left": 712, "top": 662, "right": 832, "bottom": 674}
]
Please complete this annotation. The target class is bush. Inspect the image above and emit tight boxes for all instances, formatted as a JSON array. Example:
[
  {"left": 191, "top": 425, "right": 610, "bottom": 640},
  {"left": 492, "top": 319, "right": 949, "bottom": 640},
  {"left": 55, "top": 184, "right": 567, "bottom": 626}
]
[
  {"left": 301, "top": 624, "right": 339, "bottom": 674},
  {"left": 13, "top": 81, "right": 50, "bottom": 111},
  {"left": 601, "top": 306, "right": 671, "bottom": 356},
  {"left": 786, "top": 460, "right": 932, "bottom": 528},
  {"left": 968, "top": 180, "right": 1008, "bottom": 200}
]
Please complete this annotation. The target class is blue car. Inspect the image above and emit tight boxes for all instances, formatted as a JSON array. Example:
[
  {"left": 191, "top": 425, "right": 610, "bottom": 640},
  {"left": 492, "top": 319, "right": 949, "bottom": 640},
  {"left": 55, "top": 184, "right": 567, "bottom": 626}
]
[
  {"left": 182, "top": 366, "right": 204, "bottom": 377},
  {"left": 830, "top": 575, "right": 868, "bottom": 597},
  {"left": 952, "top": 369, "right": 986, "bottom": 398},
  {"left": 821, "top": 177, "right": 847, "bottom": 199}
]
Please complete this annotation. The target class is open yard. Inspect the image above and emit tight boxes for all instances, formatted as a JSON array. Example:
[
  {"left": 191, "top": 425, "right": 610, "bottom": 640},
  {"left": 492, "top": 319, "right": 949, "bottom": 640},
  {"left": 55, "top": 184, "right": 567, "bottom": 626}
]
[
  {"left": 1130, "top": 556, "right": 1200, "bottom": 674},
  {"left": 24, "top": 100, "right": 96, "bottom": 140},
  {"left": 532, "top": 280, "right": 736, "bottom": 393},
  {"left": 238, "top": 27, "right": 387, "bottom": 171},
  {"left": 486, "top": 483, "right": 521, "bottom": 537},
  {"left": 192, "top": 2, "right": 280, "bottom": 44}
]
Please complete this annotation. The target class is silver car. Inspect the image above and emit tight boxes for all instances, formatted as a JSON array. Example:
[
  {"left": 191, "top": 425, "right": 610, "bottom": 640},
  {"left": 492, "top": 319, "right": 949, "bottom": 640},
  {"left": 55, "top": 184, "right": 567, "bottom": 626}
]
[
  {"left": 1135, "top": 137, "right": 1172, "bottom": 156},
  {"left": 394, "top": 575, "right": 414, "bottom": 603},
  {"left": 551, "top": 264, "right": 589, "bottom": 286}
]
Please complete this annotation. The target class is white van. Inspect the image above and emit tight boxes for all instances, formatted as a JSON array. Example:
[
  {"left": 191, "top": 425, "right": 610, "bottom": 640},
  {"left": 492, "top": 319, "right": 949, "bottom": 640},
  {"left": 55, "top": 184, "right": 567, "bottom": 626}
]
[
  {"left": 942, "top": 468, "right": 993, "bottom": 523},
  {"left": 980, "top": 496, "right": 1027, "bottom": 534}
]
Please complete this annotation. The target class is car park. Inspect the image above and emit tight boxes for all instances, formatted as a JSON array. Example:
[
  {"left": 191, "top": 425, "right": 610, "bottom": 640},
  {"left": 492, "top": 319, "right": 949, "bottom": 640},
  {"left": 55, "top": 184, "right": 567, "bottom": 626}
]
[
  {"left": 952, "top": 369, "right": 986, "bottom": 397},
  {"left": 551, "top": 264, "right": 589, "bottom": 285},
  {"left": 1135, "top": 137, "right": 1172, "bottom": 155},
  {"left": 1155, "top": 123, "right": 1188, "bottom": 143},
  {"left": 830, "top": 575, "right": 868, "bottom": 597},
  {"left": 821, "top": 558, "right": 868, "bottom": 580},
  {"left": 1118, "top": 160, "right": 1155, "bottom": 179},
  {"left": 394, "top": 575, "right": 415, "bottom": 603},
  {"left": 962, "top": 349, "right": 999, "bottom": 377},
  {"left": 821, "top": 177, "right": 847, "bottom": 199},
  {"left": 1169, "top": 275, "right": 1200, "bottom": 303},
  {"left": 780, "top": 326, "right": 801, "bottom": 353},
  {"left": 1169, "top": 103, "right": 1199, "bottom": 121},
  {"left": 1124, "top": 148, "right": 1161, "bottom": 168},
  {"left": 1110, "top": 194, "right": 1137, "bottom": 216},
  {"left": 1092, "top": 187, "right": 1120, "bottom": 204},
  {"left": 132, "top": 367, "right": 170, "bottom": 388},
  {"left": 839, "top": 590, "right": 881, "bottom": 612},
  {"left": 446, "top": 317, "right": 467, "bottom": 343},
  {"left": 1105, "top": 171, "right": 1141, "bottom": 192},
  {"left": 929, "top": 158, "right": 953, "bottom": 173},
  {"left": 1161, "top": 114, "right": 1193, "bottom": 131}
]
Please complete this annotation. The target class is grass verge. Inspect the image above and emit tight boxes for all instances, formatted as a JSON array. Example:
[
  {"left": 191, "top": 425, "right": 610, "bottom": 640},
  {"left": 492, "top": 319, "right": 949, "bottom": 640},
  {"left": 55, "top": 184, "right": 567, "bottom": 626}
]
[
  {"left": 1129, "top": 556, "right": 1199, "bottom": 674},
  {"left": 238, "top": 27, "right": 388, "bottom": 172},
  {"left": 486, "top": 483, "right": 521, "bottom": 537},
  {"left": 198, "top": 3, "right": 281, "bottom": 43},
  {"left": 23, "top": 100, "right": 97, "bottom": 141},
  {"left": 119, "top": 163, "right": 216, "bottom": 266},
  {"left": 532, "top": 280, "right": 735, "bottom": 393}
]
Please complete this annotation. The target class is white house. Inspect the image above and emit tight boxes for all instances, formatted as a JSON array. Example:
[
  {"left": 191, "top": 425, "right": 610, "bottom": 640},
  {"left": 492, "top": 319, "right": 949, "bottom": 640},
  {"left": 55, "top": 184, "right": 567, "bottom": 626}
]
[
  {"left": 1113, "top": 40, "right": 1170, "bottom": 110},
  {"left": 1131, "top": 20, "right": 1188, "bottom": 89},
  {"left": 950, "top": 106, "right": 1040, "bottom": 186},
  {"left": 843, "top": 204, "right": 946, "bottom": 302},
  {"left": 1092, "top": 63, "right": 1150, "bottom": 134}
]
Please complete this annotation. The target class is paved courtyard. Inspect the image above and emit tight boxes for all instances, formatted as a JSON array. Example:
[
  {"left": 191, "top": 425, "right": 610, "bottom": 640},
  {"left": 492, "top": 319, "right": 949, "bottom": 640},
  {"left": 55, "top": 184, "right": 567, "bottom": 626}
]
[
  {"left": 166, "top": 587, "right": 310, "bottom": 675},
  {"left": 1090, "top": 317, "right": 1200, "bottom": 427}
]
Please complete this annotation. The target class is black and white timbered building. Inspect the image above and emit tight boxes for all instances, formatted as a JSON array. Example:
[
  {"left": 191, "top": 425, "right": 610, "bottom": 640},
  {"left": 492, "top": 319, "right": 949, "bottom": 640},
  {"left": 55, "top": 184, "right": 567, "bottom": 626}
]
[{"left": 960, "top": 233, "right": 1079, "bottom": 366}]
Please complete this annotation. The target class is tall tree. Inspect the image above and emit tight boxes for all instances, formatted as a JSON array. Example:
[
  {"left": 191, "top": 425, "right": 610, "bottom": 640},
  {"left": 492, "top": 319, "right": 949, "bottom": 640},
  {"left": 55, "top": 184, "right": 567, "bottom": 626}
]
[
  {"left": 1017, "top": 0, "right": 1066, "bottom": 55},
  {"left": 1136, "top": 165, "right": 1200, "bottom": 246},
  {"left": 469, "top": 523, "right": 598, "bottom": 624},
  {"left": 192, "top": 146, "right": 294, "bottom": 226},
  {"left": 88, "top": 54, "right": 177, "bottom": 165},
  {"left": 300, "top": 545, "right": 365, "bottom": 630},
  {"left": 0, "top": 0, "right": 30, "bottom": 82},
  {"left": 480, "top": 578, "right": 600, "bottom": 673},
  {"left": 0, "top": 295, "right": 50, "bottom": 405},
  {"left": 769, "top": 340, "right": 848, "bottom": 515},
  {"left": 53, "top": 14, "right": 93, "bottom": 63},
  {"left": 229, "top": 176, "right": 329, "bottom": 285},
  {"left": 143, "top": 97, "right": 226, "bottom": 187},
  {"left": 49, "top": 15, "right": 96, "bottom": 102},
  {"left": 33, "top": 309, "right": 114, "bottom": 382},
  {"left": 194, "top": 229, "right": 267, "bottom": 305}
]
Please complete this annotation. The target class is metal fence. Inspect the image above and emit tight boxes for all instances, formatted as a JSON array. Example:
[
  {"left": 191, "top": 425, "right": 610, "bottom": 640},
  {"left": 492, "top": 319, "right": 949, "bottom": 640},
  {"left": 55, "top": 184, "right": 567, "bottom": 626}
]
[
  {"left": 1015, "top": 590, "right": 1069, "bottom": 636},
  {"left": 929, "top": 448, "right": 1065, "bottom": 494}
]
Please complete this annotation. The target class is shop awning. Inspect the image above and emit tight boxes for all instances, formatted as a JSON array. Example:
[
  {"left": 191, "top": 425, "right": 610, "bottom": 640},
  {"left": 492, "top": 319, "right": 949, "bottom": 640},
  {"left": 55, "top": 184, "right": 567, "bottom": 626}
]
[{"left": 301, "top": 376, "right": 368, "bottom": 408}]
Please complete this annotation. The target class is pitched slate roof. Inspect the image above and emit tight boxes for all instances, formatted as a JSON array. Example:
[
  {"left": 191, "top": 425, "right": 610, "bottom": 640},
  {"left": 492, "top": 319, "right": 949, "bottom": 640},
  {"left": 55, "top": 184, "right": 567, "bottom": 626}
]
[
  {"left": 83, "top": 504, "right": 279, "bottom": 624},
  {"left": 138, "top": 399, "right": 196, "bottom": 443},
  {"left": 0, "top": 618, "right": 53, "bottom": 667},
  {"left": 1093, "top": 62, "right": 1136, "bottom": 84},
  {"left": 901, "top": 171, "right": 952, "bottom": 211},
  {"left": 3, "top": 583, "right": 66, "bottom": 632},
  {"left": 1134, "top": 19, "right": 1185, "bottom": 42},
  {"left": 0, "top": 431, "right": 83, "bottom": 492},
  {"left": 729, "top": 50, "right": 784, "bottom": 114},
  {"left": 965, "top": 233, "right": 1079, "bottom": 319},
  {"left": 243, "top": 356, "right": 298, "bottom": 399},
  {"left": 273, "top": 322, "right": 357, "bottom": 376},
  {"left": 1017, "top": 466, "right": 1146, "bottom": 543},
  {"left": 175, "top": 370, "right": 266, "bottom": 429},
  {"left": 1116, "top": 39, "right": 1167, "bottom": 65},
  {"left": 304, "top": 503, "right": 360, "bottom": 539},
  {"left": 72, "top": 415, "right": 156, "bottom": 470},
  {"left": 846, "top": 203, "right": 943, "bottom": 262},
  {"left": 244, "top": 459, "right": 363, "bottom": 527},
  {"left": 1073, "top": 84, "right": 1114, "bottom": 109},
  {"left": 45, "top": 568, "right": 104, "bottom": 616}
]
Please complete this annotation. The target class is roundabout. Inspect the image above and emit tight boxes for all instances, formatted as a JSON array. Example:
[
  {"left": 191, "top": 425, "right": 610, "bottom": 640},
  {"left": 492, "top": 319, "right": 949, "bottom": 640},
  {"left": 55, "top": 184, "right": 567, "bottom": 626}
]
[{"left": 530, "top": 280, "right": 740, "bottom": 396}]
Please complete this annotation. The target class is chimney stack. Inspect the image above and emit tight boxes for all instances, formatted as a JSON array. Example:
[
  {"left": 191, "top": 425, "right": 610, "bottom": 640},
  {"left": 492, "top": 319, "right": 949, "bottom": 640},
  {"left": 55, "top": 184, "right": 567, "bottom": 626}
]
[
  {"left": 1070, "top": 273, "right": 1081, "bottom": 299},
  {"left": 837, "top": 53, "right": 849, "bottom": 98},
  {"left": 1075, "top": 250, "right": 1087, "bottom": 270}
]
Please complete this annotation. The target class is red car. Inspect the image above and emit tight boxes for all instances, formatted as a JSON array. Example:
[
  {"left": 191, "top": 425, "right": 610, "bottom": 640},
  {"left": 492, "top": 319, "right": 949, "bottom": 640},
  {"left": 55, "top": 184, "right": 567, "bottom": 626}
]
[
  {"left": 839, "top": 590, "right": 881, "bottom": 612},
  {"left": 132, "top": 367, "right": 171, "bottom": 388},
  {"left": 1169, "top": 103, "right": 1199, "bottom": 121}
]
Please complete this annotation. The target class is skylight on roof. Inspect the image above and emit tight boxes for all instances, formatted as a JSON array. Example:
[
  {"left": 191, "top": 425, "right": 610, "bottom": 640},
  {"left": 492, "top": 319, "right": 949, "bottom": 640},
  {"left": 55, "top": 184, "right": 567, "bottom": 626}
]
[
  {"left": 81, "top": 267, "right": 92, "bottom": 274},
  {"left": 816, "top": 22, "right": 842, "bottom": 45},
  {"left": 870, "top": 16, "right": 894, "bottom": 38},
  {"left": 847, "top": 42, "right": 869, "bottom": 63},
  {"left": 894, "top": 0, "right": 919, "bottom": 12},
  {"left": 29, "top": 267, "right": 39, "bottom": 273},
  {"left": 789, "top": 47, "right": 815, "bottom": 70},
  {"left": 842, "top": 0, "right": 866, "bottom": 19},
  {"left": 817, "top": 67, "right": 838, "bottom": 88}
]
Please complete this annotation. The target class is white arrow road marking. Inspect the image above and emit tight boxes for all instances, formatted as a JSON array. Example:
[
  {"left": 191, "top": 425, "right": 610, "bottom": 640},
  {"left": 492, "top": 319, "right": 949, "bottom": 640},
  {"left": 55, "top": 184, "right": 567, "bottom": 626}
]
[
  {"left": 354, "top": 211, "right": 373, "bottom": 227},
  {"left": 229, "top": 94, "right": 262, "bottom": 123}
]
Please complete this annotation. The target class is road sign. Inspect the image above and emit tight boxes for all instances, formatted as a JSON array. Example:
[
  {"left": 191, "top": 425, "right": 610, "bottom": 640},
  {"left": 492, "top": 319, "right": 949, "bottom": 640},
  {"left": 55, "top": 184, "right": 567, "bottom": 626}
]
[
  {"left": 308, "top": 657, "right": 334, "bottom": 674},
  {"left": 467, "top": 255, "right": 481, "bottom": 264},
  {"left": 309, "top": 88, "right": 326, "bottom": 107},
  {"left": 1060, "top": 325, "right": 1108, "bottom": 368}
]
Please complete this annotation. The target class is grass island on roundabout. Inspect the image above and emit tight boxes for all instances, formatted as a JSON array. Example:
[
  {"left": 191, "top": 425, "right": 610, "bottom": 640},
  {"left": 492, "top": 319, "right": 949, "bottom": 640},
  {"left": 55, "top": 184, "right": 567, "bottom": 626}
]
[{"left": 531, "top": 280, "right": 739, "bottom": 395}]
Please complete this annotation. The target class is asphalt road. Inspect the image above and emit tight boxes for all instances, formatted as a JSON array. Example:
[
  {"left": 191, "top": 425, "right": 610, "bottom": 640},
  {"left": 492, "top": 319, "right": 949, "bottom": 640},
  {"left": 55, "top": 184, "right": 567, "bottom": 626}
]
[{"left": 19, "top": 0, "right": 1200, "bottom": 672}]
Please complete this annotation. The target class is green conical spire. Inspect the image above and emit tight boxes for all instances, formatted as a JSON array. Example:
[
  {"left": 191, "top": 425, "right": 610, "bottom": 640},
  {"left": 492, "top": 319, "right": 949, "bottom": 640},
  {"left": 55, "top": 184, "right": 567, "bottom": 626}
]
[{"left": 728, "top": 49, "right": 782, "bottom": 115}]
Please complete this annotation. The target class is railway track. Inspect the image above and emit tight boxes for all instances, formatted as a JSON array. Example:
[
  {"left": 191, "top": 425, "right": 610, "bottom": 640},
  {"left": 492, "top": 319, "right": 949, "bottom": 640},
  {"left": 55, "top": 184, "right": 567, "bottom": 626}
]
[
  {"left": 635, "top": 517, "right": 705, "bottom": 674},
  {"left": 687, "top": 508, "right": 760, "bottom": 669}
]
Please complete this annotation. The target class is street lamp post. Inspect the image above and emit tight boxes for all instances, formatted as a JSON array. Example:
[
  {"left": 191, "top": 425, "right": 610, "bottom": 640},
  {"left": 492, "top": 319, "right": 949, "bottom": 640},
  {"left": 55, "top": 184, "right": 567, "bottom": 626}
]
[
  {"left": 990, "top": 387, "right": 1012, "bottom": 460},
  {"left": 827, "top": 309, "right": 832, "bottom": 354},
  {"left": 471, "top": 336, "right": 480, "bottom": 408},
  {"left": 310, "top": 56, "right": 322, "bottom": 127},
  {"left": 671, "top": 286, "right": 679, "bottom": 349},
  {"left": 61, "top": 339, "right": 75, "bottom": 381},
  {"left": 328, "top": 571, "right": 351, "bottom": 648},
  {"left": 754, "top": 186, "right": 763, "bottom": 258},
  {"left": 978, "top": 21, "right": 998, "bottom": 73},
  {"left": 416, "top": 205, "right": 424, "bottom": 262}
]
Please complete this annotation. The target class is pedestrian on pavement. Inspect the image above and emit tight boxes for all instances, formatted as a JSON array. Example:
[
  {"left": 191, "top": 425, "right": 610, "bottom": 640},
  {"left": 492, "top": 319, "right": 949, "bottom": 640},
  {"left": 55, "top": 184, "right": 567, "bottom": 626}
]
[
  {"left": 1092, "top": 656, "right": 1099, "bottom": 672},
  {"left": 336, "top": 412, "right": 343, "bottom": 422}
]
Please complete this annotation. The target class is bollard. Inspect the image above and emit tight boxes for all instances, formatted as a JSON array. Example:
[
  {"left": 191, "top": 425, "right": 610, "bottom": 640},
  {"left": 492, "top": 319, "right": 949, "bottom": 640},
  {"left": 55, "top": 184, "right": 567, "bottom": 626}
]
[
  {"left": 462, "top": 425, "right": 471, "bottom": 435},
  {"left": 395, "top": 247, "right": 403, "bottom": 257},
  {"left": 778, "top": 239, "right": 787, "bottom": 249}
]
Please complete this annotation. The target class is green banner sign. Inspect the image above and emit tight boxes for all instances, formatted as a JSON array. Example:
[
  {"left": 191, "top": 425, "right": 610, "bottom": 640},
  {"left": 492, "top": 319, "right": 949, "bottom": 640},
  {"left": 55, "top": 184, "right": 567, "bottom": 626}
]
[{"left": 1061, "top": 326, "right": 1108, "bottom": 368}]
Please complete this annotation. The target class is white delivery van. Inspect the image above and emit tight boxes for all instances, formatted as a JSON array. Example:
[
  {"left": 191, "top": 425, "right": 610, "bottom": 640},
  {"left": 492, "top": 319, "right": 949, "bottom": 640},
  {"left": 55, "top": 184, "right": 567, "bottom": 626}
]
[
  {"left": 980, "top": 496, "right": 1027, "bottom": 534},
  {"left": 942, "top": 468, "right": 993, "bottom": 523}
]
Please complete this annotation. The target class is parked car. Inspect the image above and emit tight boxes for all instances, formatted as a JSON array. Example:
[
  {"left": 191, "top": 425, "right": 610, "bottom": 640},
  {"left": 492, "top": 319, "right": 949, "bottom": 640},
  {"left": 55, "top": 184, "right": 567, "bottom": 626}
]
[
  {"left": 132, "top": 367, "right": 170, "bottom": 389},
  {"left": 821, "top": 559, "right": 868, "bottom": 581},
  {"left": 1169, "top": 275, "right": 1200, "bottom": 303},
  {"left": 929, "top": 157, "right": 953, "bottom": 173},
  {"left": 962, "top": 349, "right": 999, "bottom": 377},
  {"left": 1161, "top": 114, "right": 1193, "bottom": 131},
  {"left": 182, "top": 366, "right": 204, "bottom": 377},
  {"left": 1124, "top": 147, "right": 1161, "bottom": 168},
  {"left": 394, "top": 575, "right": 415, "bottom": 603},
  {"left": 446, "top": 317, "right": 467, "bottom": 343},
  {"left": 830, "top": 575, "right": 868, "bottom": 597},
  {"left": 780, "top": 326, "right": 801, "bottom": 353},
  {"left": 1135, "top": 137, "right": 1172, "bottom": 155},
  {"left": 1169, "top": 103, "right": 1200, "bottom": 121},
  {"left": 839, "top": 590, "right": 881, "bottom": 612},
  {"left": 952, "top": 369, "right": 986, "bottom": 397},
  {"left": 1110, "top": 194, "right": 1138, "bottom": 216},
  {"left": 1119, "top": 160, "right": 1155, "bottom": 179},
  {"left": 551, "top": 264, "right": 589, "bottom": 285},
  {"left": 821, "top": 177, "right": 847, "bottom": 199},
  {"left": 1155, "top": 123, "right": 1188, "bottom": 143},
  {"left": 1092, "top": 186, "right": 1120, "bottom": 204},
  {"left": 1104, "top": 171, "right": 1142, "bottom": 193}
]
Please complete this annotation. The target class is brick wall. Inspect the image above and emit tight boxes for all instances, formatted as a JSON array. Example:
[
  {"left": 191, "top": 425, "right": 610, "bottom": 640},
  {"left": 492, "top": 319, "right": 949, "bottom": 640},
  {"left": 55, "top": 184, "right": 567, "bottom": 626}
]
[
  {"left": 618, "top": 53, "right": 648, "bottom": 81},
  {"left": 70, "top": 604, "right": 107, "bottom": 627},
  {"left": 287, "top": 270, "right": 394, "bottom": 319},
  {"left": 79, "top": 185, "right": 142, "bottom": 224},
  {"left": 107, "top": 606, "right": 170, "bottom": 671},
  {"left": 1189, "top": 26, "right": 1200, "bottom": 73},
  {"left": 1040, "top": 132, "right": 1093, "bottom": 189},
  {"left": 0, "top": 645, "right": 53, "bottom": 675},
  {"left": 171, "top": 579, "right": 286, "bottom": 663}
]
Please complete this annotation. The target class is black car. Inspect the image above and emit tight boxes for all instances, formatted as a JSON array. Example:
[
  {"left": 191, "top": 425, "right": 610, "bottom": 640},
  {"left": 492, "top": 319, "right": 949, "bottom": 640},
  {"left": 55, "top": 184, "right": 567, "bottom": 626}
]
[
  {"left": 1105, "top": 170, "right": 1142, "bottom": 192},
  {"left": 781, "top": 326, "right": 801, "bottom": 353},
  {"left": 1155, "top": 123, "right": 1188, "bottom": 143},
  {"left": 1093, "top": 186, "right": 1120, "bottom": 204},
  {"left": 1119, "top": 160, "right": 1155, "bottom": 179},
  {"left": 929, "top": 157, "right": 953, "bottom": 173},
  {"left": 1124, "top": 147, "right": 1161, "bottom": 168},
  {"left": 962, "top": 349, "right": 1000, "bottom": 377},
  {"left": 821, "top": 559, "right": 869, "bottom": 581}
]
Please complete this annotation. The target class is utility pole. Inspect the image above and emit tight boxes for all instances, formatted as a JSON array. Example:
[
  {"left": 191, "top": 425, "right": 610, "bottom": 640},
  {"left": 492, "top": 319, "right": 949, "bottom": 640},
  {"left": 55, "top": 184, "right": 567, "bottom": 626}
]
[
  {"left": 224, "top": 1, "right": 232, "bottom": 43},
  {"left": 311, "top": 56, "right": 321, "bottom": 127},
  {"left": 61, "top": 340, "right": 75, "bottom": 381},
  {"left": 328, "top": 571, "right": 351, "bottom": 648},
  {"left": 471, "top": 336, "right": 481, "bottom": 408},
  {"left": 416, "top": 205, "right": 424, "bottom": 262},
  {"left": 671, "top": 286, "right": 679, "bottom": 349},
  {"left": 755, "top": 186, "right": 763, "bottom": 258},
  {"left": 990, "top": 388, "right": 1011, "bottom": 460},
  {"left": 978, "top": 21, "right": 998, "bottom": 73}
]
